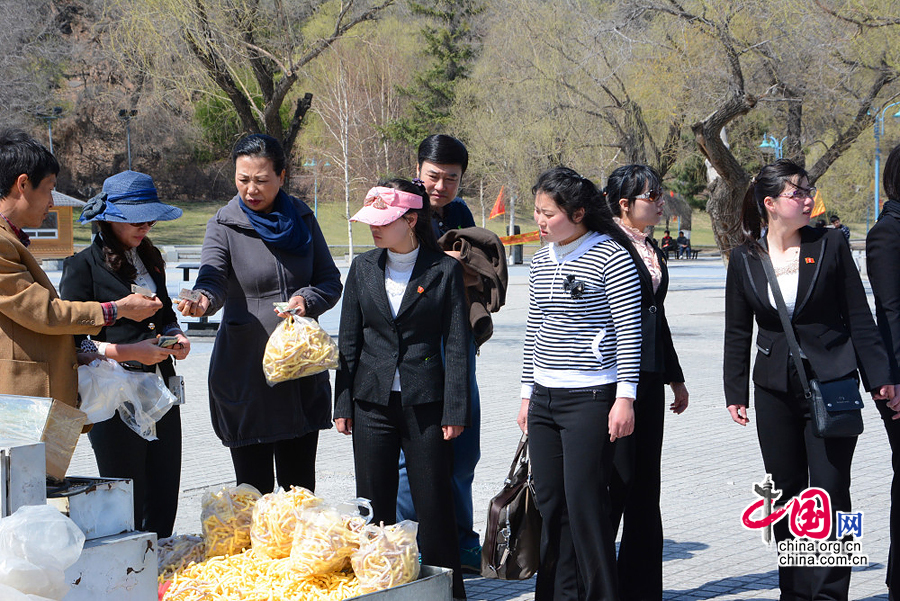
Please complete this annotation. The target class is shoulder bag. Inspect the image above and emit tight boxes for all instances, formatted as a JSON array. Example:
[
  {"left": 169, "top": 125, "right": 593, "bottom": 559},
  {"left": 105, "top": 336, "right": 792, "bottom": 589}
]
[
  {"left": 481, "top": 433, "right": 541, "bottom": 580},
  {"left": 761, "top": 253, "right": 864, "bottom": 438}
]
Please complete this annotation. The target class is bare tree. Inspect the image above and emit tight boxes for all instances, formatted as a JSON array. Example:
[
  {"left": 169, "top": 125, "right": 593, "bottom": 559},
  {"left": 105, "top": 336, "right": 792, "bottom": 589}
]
[{"left": 104, "top": 0, "right": 394, "bottom": 165}]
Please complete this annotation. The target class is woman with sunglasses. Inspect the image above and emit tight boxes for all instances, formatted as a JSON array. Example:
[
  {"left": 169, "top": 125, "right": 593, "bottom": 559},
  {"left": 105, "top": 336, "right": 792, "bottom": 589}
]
[
  {"left": 725, "top": 159, "right": 894, "bottom": 600},
  {"left": 519, "top": 167, "right": 641, "bottom": 600},
  {"left": 60, "top": 170, "right": 189, "bottom": 538},
  {"left": 604, "top": 165, "right": 687, "bottom": 601}
]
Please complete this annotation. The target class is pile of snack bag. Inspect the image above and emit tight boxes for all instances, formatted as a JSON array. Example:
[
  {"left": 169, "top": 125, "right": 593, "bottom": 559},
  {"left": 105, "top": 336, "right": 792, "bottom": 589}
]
[{"left": 158, "top": 485, "right": 420, "bottom": 601}]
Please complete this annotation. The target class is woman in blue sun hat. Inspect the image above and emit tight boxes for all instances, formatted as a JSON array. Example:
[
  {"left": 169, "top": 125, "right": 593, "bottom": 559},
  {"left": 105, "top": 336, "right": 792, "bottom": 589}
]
[{"left": 60, "top": 170, "right": 188, "bottom": 538}]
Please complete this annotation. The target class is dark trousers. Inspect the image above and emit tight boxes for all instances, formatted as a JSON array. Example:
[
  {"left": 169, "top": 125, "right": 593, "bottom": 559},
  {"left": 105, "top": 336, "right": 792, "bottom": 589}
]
[
  {"left": 754, "top": 367, "right": 857, "bottom": 601},
  {"left": 610, "top": 372, "right": 665, "bottom": 601},
  {"left": 229, "top": 431, "right": 319, "bottom": 494},
  {"left": 88, "top": 405, "right": 181, "bottom": 538},
  {"left": 529, "top": 383, "right": 618, "bottom": 601},
  {"left": 352, "top": 394, "right": 465, "bottom": 599},
  {"left": 876, "top": 399, "right": 900, "bottom": 599}
]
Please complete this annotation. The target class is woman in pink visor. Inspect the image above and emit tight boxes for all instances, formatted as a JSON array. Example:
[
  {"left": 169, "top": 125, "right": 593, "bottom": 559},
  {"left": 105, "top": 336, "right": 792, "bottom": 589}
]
[{"left": 334, "top": 178, "right": 471, "bottom": 600}]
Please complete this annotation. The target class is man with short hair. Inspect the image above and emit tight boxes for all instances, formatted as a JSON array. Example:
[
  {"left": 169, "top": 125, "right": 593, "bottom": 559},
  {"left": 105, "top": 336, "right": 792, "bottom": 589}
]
[
  {"left": 831, "top": 214, "right": 851, "bottom": 242},
  {"left": 396, "top": 134, "right": 482, "bottom": 573},
  {"left": 676, "top": 230, "right": 690, "bottom": 259},
  {"left": 0, "top": 129, "right": 160, "bottom": 409}
]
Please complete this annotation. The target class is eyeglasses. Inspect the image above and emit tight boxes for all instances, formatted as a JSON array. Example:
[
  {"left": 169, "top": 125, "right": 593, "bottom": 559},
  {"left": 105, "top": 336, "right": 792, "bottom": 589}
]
[
  {"left": 127, "top": 221, "right": 157, "bottom": 228},
  {"left": 634, "top": 190, "right": 663, "bottom": 203},
  {"left": 778, "top": 186, "right": 816, "bottom": 201}
]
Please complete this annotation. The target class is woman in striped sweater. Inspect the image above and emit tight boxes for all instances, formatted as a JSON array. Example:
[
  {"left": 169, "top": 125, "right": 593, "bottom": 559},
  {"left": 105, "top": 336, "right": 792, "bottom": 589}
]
[{"left": 518, "top": 167, "right": 642, "bottom": 601}]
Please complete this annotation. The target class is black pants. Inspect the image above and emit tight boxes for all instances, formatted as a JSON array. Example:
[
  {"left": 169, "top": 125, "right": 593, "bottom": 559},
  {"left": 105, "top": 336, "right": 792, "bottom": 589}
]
[
  {"left": 610, "top": 372, "right": 665, "bottom": 601},
  {"left": 754, "top": 367, "right": 857, "bottom": 601},
  {"left": 352, "top": 394, "right": 465, "bottom": 599},
  {"left": 529, "top": 383, "right": 618, "bottom": 601},
  {"left": 877, "top": 398, "right": 900, "bottom": 599},
  {"left": 88, "top": 405, "right": 181, "bottom": 538},
  {"left": 229, "top": 431, "right": 319, "bottom": 494}
]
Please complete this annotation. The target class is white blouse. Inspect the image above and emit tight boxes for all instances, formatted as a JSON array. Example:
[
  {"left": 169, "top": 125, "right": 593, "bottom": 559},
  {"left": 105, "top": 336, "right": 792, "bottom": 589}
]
[{"left": 385, "top": 247, "right": 420, "bottom": 391}]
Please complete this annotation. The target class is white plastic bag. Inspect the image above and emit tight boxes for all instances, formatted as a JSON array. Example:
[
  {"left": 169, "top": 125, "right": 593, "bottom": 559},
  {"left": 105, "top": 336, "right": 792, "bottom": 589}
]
[
  {"left": 0, "top": 504, "right": 85, "bottom": 600},
  {"left": 77, "top": 359, "right": 125, "bottom": 423},
  {"left": 117, "top": 370, "right": 177, "bottom": 440},
  {"left": 76, "top": 358, "right": 176, "bottom": 440}
]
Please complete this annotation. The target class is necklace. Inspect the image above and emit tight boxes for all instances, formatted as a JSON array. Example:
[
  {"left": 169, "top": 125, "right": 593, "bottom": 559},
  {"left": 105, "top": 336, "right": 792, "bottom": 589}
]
[{"left": 771, "top": 246, "right": 800, "bottom": 277}]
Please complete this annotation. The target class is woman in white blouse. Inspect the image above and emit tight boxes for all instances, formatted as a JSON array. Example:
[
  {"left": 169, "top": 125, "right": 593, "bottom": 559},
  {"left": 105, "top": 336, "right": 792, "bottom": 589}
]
[
  {"left": 604, "top": 164, "right": 688, "bottom": 601},
  {"left": 724, "top": 159, "right": 894, "bottom": 600}
]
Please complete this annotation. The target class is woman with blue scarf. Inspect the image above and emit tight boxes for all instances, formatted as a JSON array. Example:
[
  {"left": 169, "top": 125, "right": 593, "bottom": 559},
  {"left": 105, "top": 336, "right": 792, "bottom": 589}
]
[{"left": 178, "top": 134, "right": 342, "bottom": 493}]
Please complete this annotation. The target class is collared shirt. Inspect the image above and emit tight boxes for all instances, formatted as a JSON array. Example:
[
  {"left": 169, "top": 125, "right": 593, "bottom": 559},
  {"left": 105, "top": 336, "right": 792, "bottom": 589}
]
[
  {"left": 432, "top": 198, "right": 476, "bottom": 239},
  {"left": 615, "top": 218, "right": 662, "bottom": 293},
  {"left": 0, "top": 212, "right": 30, "bottom": 247}
]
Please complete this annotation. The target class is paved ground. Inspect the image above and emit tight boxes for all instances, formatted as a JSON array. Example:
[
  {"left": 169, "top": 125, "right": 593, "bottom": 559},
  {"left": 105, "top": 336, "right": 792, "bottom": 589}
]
[{"left": 60, "top": 255, "right": 895, "bottom": 601}]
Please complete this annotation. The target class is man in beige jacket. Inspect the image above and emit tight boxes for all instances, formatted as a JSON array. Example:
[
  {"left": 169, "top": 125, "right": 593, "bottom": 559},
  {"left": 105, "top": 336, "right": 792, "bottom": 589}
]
[{"left": 0, "top": 129, "right": 160, "bottom": 407}]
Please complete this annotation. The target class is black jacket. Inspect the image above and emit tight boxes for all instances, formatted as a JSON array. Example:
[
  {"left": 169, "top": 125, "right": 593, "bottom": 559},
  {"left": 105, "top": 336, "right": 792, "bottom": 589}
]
[
  {"left": 866, "top": 199, "right": 900, "bottom": 381},
  {"left": 334, "top": 246, "right": 471, "bottom": 426},
  {"left": 724, "top": 227, "right": 890, "bottom": 407},
  {"left": 622, "top": 237, "right": 684, "bottom": 383},
  {"left": 60, "top": 235, "right": 177, "bottom": 382}
]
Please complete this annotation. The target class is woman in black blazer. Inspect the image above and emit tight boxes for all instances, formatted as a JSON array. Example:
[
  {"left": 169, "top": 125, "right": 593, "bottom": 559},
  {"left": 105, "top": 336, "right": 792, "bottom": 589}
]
[
  {"left": 605, "top": 164, "right": 688, "bottom": 601},
  {"left": 334, "top": 178, "right": 470, "bottom": 599},
  {"left": 725, "top": 159, "right": 893, "bottom": 600},
  {"left": 60, "top": 170, "right": 189, "bottom": 538},
  {"left": 865, "top": 143, "right": 900, "bottom": 600}
]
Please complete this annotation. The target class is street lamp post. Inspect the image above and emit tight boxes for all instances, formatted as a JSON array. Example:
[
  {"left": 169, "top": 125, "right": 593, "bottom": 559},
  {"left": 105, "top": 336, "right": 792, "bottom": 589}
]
[
  {"left": 759, "top": 133, "right": 786, "bottom": 160},
  {"left": 302, "top": 158, "right": 330, "bottom": 218},
  {"left": 117, "top": 109, "right": 138, "bottom": 170},
  {"left": 873, "top": 101, "right": 900, "bottom": 220},
  {"left": 35, "top": 107, "right": 63, "bottom": 154}
]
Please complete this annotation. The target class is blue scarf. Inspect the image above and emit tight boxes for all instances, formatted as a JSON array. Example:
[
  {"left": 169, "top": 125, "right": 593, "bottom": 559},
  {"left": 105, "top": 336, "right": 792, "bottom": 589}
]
[{"left": 239, "top": 190, "right": 312, "bottom": 254}]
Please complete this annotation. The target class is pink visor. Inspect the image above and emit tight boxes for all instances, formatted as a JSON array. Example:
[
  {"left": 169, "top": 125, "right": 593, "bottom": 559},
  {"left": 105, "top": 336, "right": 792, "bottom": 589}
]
[{"left": 350, "top": 186, "right": 424, "bottom": 226}]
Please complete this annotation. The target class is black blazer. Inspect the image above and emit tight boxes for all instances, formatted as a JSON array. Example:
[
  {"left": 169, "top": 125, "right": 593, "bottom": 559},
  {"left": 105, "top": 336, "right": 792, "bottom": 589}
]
[
  {"left": 622, "top": 237, "right": 684, "bottom": 383},
  {"left": 334, "top": 246, "right": 471, "bottom": 426},
  {"left": 724, "top": 227, "right": 890, "bottom": 407},
  {"left": 59, "top": 235, "right": 177, "bottom": 381},
  {"left": 867, "top": 199, "right": 900, "bottom": 381}
]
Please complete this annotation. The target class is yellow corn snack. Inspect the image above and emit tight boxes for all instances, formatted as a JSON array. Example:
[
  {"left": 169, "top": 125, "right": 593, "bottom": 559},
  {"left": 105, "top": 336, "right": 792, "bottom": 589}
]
[
  {"left": 157, "top": 534, "right": 206, "bottom": 582},
  {"left": 290, "top": 506, "right": 369, "bottom": 577},
  {"left": 161, "top": 547, "right": 360, "bottom": 601},
  {"left": 250, "top": 486, "right": 324, "bottom": 559},
  {"left": 201, "top": 483, "right": 262, "bottom": 558},
  {"left": 350, "top": 521, "right": 420, "bottom": 594},
  {"left": 263, "top": 315, "right": 339, "bottom": 385}
]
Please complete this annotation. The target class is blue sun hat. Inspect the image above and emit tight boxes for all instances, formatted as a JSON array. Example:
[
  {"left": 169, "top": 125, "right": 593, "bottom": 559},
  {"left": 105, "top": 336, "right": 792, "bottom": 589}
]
[{"left": 78, "top": 170, "right": 182, "bottom": 223}]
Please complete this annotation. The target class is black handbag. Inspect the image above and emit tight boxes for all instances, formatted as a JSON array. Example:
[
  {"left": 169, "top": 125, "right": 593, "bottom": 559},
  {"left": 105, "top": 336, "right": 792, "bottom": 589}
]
[
  {"left": 481, "top": 433, "right": 541, "bottom": 580},
  {"left": 761, "top": 254, "right": 864, "bottom": 438}
]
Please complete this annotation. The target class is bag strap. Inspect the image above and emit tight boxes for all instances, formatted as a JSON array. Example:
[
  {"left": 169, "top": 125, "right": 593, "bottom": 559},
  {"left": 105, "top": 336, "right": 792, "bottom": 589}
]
[
  {"left": 760, "top": 252, "right": 812, "bottom": 399},
  {"left": 507, "top": 432, "right": 529, "bottom": 482}
]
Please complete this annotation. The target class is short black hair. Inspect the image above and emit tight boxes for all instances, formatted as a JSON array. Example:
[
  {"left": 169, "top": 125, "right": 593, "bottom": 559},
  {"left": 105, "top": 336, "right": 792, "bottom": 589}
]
[
  {"left": 232, "top": 134, "right": 286, "bottom": 175},
  {"left": 417, "top": 135, "right": 468, "bottom": 174},
  {"left": 886, "top": 144, "right": 900, "bottom": 201},
  {"left": 0, "top": 129, "right": 59, "bottom": 198},
  {"left": 830, "top": 215, "right": 840, "bottom": 223},
  {"left": 603, "top": 164, "right": 662, "bottom": 218}
]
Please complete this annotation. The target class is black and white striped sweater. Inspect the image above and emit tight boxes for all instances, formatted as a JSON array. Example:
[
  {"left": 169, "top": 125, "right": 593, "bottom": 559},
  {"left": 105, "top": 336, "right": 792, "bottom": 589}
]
[{"left": 520, "top": 231, "right": 642, "bottom": 399}]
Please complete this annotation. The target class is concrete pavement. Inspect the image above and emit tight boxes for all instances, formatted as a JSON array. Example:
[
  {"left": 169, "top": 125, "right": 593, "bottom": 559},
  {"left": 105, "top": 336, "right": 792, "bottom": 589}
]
[{"left": 60, "top": 255, "right": 895, "bottom": 600}]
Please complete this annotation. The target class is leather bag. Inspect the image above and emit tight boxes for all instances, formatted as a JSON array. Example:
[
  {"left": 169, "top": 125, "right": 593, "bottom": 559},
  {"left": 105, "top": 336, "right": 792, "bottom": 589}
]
[
  {"left": 761, "top": 254, "right": 864, "bottom": 438},
  {"left": 481, "top": 433, "right": 541, "bottom": 580}
]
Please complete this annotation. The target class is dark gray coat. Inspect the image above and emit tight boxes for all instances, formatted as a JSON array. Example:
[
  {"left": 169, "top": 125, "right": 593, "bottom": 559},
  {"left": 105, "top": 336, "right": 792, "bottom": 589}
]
[{"left": 195, "top": 194, "right": 342, "bottom": 447}]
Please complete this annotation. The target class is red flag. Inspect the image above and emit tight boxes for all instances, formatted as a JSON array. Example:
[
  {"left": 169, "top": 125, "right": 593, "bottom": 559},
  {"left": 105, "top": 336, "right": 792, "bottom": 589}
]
[{"left": 489, "top": 186, "right": 506, "bottom": 219}]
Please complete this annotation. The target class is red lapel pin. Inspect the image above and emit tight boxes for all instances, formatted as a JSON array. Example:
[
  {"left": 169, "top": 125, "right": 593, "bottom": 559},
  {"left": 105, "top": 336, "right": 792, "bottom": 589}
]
[
  {"left": 417, "top": 286, "right": 424, "bottom": 294},
  {"left": 805, "top": 257, "right": 815, "bottom": 264}
]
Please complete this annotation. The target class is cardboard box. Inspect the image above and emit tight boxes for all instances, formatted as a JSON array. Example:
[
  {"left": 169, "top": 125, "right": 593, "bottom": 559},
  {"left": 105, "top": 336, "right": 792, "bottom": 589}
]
[
  {"left": 47, "top": 477, "right": 134, "bottom": 540},
  {"left": 0, "top": 395, "right": 86, "bottom": 481}
]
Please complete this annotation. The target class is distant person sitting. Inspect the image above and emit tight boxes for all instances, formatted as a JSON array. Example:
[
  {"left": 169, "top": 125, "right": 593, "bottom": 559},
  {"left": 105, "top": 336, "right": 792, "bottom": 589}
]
[
  {"left": 676, "top": 230, "right": 690, "bottom": 259},
  {"left": 660, "top": 230, "right": 675, "bottom": 259},
  {"left": 831, "top": 214, "right": 850, "bottom": 242}
]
